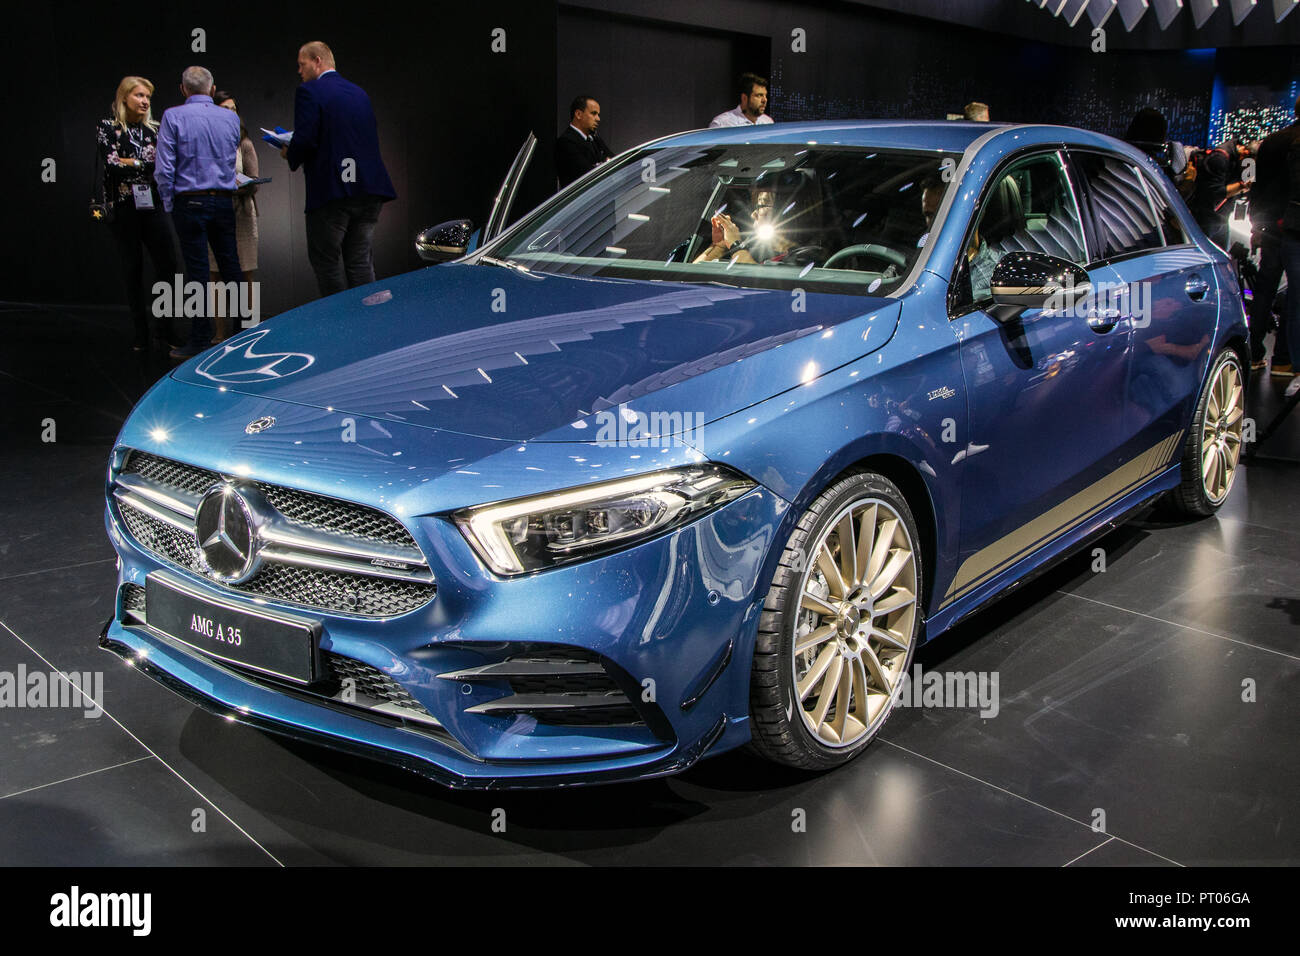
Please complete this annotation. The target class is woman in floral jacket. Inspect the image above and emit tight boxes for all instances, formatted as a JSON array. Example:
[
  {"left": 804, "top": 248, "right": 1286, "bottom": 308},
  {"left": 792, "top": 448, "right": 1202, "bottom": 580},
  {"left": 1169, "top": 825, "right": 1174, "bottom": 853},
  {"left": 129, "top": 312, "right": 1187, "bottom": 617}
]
[{"left": 95, "top": 76, "right": 181, "bottom": 352}]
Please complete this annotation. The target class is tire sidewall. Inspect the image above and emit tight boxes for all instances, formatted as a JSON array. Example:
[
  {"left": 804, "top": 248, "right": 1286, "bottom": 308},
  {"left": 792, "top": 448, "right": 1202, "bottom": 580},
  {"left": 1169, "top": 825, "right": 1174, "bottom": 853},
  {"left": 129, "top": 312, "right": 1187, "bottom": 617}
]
[
  {"left": 1190, "top": 349, "right": 1244, "bottom": 511},
  {"left": 767, "top": 472, "right": 922, "bottom": 767}
]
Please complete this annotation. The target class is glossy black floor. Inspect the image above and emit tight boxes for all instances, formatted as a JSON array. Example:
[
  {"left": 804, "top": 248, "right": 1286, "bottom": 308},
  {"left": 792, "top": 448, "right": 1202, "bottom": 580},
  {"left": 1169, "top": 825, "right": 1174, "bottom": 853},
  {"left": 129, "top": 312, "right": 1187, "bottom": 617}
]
[{"left": 1, "top": 303, "right": 1296, "bottom": 866}]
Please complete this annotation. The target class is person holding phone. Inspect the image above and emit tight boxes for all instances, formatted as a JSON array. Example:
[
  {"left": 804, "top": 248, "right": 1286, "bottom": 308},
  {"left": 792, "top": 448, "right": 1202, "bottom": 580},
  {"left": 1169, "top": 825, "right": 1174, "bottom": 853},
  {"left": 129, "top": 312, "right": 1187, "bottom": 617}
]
[{"left": 94, "top": 76, "right": 181, "bottom": 352}]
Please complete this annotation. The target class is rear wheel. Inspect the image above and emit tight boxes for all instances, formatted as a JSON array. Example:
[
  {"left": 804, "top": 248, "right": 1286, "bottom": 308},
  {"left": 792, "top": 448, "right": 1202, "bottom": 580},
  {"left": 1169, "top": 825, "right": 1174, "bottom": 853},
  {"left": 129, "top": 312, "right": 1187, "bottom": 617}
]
[
  {"left": 749, "top": 471, "right": 922, "bottom": 770},
  {"left": 1165, "top": 348, "right": 1245, "bottom": 517}
]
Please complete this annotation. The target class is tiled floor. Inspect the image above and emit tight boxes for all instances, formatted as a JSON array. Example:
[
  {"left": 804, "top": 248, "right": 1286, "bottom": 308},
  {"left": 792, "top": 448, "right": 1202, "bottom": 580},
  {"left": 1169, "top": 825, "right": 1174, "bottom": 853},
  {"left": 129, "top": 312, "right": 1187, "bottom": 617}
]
[{"left": 1, "top": 305, "right": 1296, "bottom": 865}]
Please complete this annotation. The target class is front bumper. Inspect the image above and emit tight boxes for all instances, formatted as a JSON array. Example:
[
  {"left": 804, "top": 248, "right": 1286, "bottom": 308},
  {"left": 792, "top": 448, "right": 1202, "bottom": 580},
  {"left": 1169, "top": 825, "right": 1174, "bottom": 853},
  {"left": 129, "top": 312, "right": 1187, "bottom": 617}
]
[{"left": 102, "top": 485, "right": 786, "bottom": 788}]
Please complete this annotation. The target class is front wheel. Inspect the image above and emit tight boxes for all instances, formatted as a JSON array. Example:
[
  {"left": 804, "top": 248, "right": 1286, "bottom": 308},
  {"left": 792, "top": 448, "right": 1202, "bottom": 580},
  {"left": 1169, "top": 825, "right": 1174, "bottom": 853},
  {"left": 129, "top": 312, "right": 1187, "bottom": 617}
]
[
  {"left": 1164, "top": 348, "right": 1246, "bottom": 517},
  {"left": 749, "top": 471, "right": 922, "bottom": 771}
]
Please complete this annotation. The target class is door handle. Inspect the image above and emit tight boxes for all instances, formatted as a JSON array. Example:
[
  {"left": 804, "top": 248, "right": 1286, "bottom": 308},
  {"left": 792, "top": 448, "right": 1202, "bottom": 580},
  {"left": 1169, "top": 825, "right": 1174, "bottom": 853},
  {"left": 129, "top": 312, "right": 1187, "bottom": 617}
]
[
  {"left": 1085, "top": 308, "right": 1120, "bottom": 334},
  {"left": 1185, "top": 275, "right": 1210, "bottom": 301}
]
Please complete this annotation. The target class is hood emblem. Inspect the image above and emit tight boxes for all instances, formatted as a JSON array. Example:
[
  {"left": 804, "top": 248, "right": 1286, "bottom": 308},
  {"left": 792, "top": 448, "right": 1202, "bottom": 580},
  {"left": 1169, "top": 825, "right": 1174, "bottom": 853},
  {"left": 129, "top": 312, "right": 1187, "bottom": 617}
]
[
  {"left": 195, "top": 329, "right": 315, "bottom": 384},
  {"left": 245, "top": 416, "right": 276, "bottom": 434},
  {"left": 194, "top": 484, "right": 263, "bottom": 584}
]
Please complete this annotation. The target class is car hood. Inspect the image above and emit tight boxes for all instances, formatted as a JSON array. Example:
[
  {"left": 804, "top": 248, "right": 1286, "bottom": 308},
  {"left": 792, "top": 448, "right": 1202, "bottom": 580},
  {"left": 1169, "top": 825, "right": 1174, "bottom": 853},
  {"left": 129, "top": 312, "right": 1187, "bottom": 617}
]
[{"left": 171, "top": 263, "right": 901, "bottom": 442}]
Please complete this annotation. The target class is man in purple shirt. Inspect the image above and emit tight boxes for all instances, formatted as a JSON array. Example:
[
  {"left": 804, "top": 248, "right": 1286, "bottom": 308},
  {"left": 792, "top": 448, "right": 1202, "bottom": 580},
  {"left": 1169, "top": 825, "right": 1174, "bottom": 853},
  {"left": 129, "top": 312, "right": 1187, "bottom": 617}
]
[{"left": 155, "top": 65, "right": 243, "bottom": 358}]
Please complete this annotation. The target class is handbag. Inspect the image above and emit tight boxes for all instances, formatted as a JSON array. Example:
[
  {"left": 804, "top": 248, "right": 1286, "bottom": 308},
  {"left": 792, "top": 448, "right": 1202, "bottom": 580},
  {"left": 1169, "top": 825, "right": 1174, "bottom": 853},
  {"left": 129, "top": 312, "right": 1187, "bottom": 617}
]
[{"left": 89, "top": 198, "right": 112, "bottom": 223}]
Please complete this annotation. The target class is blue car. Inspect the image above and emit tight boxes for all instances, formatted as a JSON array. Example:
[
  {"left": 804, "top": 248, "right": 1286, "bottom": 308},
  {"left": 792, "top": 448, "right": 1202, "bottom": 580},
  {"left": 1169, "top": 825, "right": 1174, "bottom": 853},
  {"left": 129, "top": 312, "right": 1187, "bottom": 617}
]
[{"left": 101, "top": 120, "right": 1248, "bottom": 788}]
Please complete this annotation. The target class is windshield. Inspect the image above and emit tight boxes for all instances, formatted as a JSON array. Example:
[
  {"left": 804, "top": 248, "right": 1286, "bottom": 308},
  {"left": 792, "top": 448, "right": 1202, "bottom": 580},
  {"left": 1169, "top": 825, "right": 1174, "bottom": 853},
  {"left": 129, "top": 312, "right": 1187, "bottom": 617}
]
[{"left": 491, "top": 143, "right": 958, "bottom": 295}]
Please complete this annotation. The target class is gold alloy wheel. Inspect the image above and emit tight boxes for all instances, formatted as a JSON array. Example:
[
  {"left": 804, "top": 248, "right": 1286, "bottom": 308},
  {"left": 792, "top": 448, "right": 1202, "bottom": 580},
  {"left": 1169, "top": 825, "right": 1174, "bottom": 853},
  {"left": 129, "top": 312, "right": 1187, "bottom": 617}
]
[
  {"left": 791, "top": 498, "right": 918, "bottom": 747},
  {"left": 1200, "top": 358, "right": 1245, "bottom": 504}
]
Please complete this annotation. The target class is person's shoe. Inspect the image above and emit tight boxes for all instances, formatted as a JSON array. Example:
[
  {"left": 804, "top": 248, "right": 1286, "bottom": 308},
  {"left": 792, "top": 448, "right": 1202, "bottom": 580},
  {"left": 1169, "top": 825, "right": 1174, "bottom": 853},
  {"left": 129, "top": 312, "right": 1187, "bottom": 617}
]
[
  {"left": 169, "top": 344, "right": 204, "bottom": 360},
  {"left": 1270, "top": 362, "right": 1296, "bottom": 379}
]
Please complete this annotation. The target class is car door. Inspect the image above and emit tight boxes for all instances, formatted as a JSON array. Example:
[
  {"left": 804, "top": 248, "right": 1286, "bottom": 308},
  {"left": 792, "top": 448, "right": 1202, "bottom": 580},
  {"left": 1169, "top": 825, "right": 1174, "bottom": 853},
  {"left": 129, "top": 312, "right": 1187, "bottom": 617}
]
[
  {"left": 1067, "top": 150, "right": 1218, "bottom": 464},
  {"left": 942, "top": 149, "right": 1131, "bottom": 611},
  {"left": 480, "top": 132, "right": 539, "bottom": 246}
]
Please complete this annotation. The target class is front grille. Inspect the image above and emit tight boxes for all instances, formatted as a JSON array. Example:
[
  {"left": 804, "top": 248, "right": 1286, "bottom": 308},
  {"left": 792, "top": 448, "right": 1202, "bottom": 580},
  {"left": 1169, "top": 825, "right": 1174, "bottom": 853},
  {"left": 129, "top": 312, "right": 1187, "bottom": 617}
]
[
  {"left": 240, "top": 562, "right": 432, "bottom": 618},
  {"left": 122, "top": 582, "right": 146, "bottom": 613},
  {"left": 125, "top": 452, "right": 214, "bottom": 497},
  {"left": 118, "top": 502, "right": 200, "bottom": 567},
  {"left": 324, "top": 652, "right": 428, "bottom": 714},
  {"left": 113, "top": 450, "right": 436, "bottom": 618},
  {"left": 257, "top": 485, "right": 413, "bottom": 547}
]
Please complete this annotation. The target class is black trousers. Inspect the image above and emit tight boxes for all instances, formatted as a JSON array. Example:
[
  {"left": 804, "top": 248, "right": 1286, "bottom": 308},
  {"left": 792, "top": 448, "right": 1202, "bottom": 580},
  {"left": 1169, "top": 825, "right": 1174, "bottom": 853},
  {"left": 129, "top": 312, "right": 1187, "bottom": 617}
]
[
  {"left": 1249, "top": 235, "right": 1291, "bottom": 364},
  {"left": 108, "top": 202, "right": 181, "bottom": 347},
  {"left": 305, "top": 195, "right": 384, "bottom": 298}
]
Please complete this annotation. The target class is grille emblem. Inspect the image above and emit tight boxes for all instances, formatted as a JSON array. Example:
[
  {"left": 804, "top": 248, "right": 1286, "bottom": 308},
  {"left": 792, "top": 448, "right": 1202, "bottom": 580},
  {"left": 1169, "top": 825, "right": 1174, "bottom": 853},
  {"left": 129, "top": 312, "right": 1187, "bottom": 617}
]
[
  {"left": 194, "top": 484, "right": 263, "bottom": 584},
  {"left": 245, "top": 416, "right": 276, "bottom": 434}
]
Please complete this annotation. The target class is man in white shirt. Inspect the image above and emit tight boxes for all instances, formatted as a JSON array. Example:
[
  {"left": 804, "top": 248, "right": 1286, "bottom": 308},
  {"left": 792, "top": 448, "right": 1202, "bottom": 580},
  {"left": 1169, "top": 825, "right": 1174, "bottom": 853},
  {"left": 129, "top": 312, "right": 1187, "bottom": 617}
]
[{"left": 709, "top": 73, "right": 774, "bottom": 128}]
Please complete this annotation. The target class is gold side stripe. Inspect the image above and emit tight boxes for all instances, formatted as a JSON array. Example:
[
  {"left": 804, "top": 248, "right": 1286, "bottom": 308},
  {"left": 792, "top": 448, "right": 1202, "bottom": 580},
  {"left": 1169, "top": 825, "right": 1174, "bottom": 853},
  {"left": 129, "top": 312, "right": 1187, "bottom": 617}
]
[{"left": 940, "top": 430, "right": 1183, "bottom": 608}]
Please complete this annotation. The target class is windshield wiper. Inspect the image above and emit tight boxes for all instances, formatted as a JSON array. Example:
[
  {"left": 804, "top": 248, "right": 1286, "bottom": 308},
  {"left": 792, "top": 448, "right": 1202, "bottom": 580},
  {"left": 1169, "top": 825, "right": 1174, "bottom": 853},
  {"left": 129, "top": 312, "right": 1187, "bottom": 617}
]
[{"left": 479, "top": 255, "right": 532, "bottom": 274}]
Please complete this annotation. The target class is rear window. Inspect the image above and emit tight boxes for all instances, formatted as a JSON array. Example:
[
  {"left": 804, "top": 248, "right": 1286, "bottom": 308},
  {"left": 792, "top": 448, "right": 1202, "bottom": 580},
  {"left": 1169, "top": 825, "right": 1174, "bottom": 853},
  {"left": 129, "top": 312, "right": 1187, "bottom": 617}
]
[{"left": 1073, "top": 152, "right": 1162, "bottom": 259}]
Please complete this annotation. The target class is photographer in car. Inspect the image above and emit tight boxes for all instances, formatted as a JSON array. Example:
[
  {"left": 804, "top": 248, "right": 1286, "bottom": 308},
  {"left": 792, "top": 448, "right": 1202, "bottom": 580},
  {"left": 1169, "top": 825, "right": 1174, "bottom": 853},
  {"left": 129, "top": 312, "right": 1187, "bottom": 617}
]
[{"left": 694, "top": 170, "right": 809, "bottom": 264}]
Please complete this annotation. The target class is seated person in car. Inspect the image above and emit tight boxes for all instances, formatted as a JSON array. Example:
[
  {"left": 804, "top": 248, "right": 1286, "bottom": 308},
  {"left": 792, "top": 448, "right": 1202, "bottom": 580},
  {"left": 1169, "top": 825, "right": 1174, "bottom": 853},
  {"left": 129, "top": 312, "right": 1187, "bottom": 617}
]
[{"left": 694, "top": 172, "right": 799, "bottom": 264}]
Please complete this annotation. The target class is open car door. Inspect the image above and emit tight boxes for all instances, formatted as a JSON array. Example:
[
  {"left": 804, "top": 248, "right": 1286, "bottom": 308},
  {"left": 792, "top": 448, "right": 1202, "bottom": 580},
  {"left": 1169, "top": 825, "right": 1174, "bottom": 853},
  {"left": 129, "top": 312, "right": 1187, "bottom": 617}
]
[{"left": 415, "top": 132, "right": 538, "bottom": 262}]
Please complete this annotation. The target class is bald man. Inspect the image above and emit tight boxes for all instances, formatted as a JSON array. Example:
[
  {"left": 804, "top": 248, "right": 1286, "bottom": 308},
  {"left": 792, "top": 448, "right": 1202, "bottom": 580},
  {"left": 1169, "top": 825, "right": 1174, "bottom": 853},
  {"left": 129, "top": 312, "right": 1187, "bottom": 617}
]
[{"left": 283, "top": 41, "right": 397, "bottom": 297}]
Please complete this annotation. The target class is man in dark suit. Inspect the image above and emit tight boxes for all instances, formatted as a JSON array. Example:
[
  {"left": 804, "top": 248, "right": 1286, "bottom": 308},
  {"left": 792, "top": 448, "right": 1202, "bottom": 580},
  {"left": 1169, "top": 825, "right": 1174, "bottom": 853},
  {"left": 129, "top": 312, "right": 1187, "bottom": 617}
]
[
  {"left": 283, "top": 41, "right": 397, "bottom": 297},
  {"left": 555, "top": 95, "right": 613, "bottom": 190}
]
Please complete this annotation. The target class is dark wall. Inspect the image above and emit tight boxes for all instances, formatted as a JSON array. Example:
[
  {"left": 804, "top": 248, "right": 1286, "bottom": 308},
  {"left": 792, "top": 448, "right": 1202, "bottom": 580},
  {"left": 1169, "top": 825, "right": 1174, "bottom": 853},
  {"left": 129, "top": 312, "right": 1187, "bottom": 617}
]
[
  {"left": 5, "top": 1, "right": 557, "bottom": 313},
  {"left": 557, "top": 6, "right": 770, "bottom": 154},
  {"left": 564, "top": 0, "right": 1220, "bottom": 146}
]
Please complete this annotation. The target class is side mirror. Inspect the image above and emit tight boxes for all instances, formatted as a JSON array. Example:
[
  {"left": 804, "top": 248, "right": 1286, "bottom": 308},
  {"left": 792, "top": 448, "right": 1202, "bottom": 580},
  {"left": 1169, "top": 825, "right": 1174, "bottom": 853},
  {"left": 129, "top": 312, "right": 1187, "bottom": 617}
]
[
  {"left": 990, "top": 251, "right": 1091, "bottom": 320},
  {"left": 416, "top": 219, "right": 473, "bottom": 262}
]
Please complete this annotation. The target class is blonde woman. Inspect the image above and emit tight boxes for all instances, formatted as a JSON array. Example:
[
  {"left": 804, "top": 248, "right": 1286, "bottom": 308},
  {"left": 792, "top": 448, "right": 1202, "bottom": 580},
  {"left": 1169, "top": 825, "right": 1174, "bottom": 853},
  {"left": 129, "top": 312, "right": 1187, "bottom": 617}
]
[
  {"left": 95, "top": 76, "right": 181, "bottom": 352},
  {"left": 207, "top": 90, "right": 260, "bottom": 341}
]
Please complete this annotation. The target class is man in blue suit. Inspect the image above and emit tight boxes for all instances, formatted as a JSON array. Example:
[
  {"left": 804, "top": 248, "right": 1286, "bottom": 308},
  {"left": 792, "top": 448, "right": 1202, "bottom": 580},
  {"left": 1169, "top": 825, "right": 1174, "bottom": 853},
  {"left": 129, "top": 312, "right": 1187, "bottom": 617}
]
[{"left": 283, "top": 41, "right": 397, "bottom": 297}]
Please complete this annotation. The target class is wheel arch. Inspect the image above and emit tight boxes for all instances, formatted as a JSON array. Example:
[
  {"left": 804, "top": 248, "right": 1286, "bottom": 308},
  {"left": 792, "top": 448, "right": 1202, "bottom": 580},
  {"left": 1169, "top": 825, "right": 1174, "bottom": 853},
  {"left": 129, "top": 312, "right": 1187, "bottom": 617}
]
[{"left": 781, "top": 444, "right": 942, "bottom": 624}]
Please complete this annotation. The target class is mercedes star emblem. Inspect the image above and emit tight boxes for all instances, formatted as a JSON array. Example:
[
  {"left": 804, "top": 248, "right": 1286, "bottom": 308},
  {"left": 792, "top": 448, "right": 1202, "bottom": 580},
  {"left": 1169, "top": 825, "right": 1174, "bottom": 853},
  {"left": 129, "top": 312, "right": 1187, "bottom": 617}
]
[
  {"left": 245, "top": 416, "right": 276, "bottom": 434},
  {"left": 194, "top": 484, "right": 262, "bottom": 584}
]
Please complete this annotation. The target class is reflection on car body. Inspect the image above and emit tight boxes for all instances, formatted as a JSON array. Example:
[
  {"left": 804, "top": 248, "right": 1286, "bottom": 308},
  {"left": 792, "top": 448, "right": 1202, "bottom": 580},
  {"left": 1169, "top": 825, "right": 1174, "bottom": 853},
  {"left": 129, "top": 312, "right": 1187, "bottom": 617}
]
[{"left": 101, "top": 121, "right": 1248, "bottom": 788}]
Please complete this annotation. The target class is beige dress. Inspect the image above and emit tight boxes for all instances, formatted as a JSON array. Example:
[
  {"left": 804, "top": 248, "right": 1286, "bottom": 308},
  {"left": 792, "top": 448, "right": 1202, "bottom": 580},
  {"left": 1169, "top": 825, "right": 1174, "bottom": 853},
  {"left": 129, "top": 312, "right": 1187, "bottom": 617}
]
[{"left": 208, "top": 137, "right": 259, "bottom": 272}]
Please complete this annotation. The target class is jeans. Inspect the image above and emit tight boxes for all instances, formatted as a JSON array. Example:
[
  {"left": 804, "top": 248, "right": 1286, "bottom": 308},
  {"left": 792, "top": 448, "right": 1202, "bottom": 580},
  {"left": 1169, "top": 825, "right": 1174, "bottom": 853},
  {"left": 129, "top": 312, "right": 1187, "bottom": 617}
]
[
  {"left": 305, "top": 195, "right": 384, "bottom": 298},
  {"left": 1282, "top": 234, "right": 1300, "bottom": 367},
  {"left": 1249, "top": 235, "right": 1289, "bottom": 364},
  {"left": 109, "top": 202, "right": 181, "bottom": 347},
  {"left": 172, "top": 193, "right": 243, "bottom": 349}
]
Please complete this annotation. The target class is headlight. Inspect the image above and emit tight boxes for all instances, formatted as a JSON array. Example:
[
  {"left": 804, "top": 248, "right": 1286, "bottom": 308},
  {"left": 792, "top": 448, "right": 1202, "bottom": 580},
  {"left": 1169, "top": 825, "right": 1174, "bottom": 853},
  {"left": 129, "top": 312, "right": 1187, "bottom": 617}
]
[{"left": 453, "top": 464, "right": 755, "bottom": 575}]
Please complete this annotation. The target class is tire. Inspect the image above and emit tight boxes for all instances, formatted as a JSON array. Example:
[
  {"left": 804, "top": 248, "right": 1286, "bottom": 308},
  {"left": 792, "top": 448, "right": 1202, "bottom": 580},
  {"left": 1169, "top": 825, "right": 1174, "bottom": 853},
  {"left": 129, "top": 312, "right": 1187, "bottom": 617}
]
[
  {"left": 1164, "top": 348, "right": 1246, "bottom": 518},
  {"left": 749, "top": 471, "right": 922, "bottom": 771}
]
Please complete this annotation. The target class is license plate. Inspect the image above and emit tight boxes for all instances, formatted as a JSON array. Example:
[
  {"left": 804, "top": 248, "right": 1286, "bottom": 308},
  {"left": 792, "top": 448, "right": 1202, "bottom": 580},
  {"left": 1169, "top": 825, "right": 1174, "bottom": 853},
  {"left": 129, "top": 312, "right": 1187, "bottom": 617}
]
[{"left": 145, "top": 574, "right": 319, "bottom": 684}]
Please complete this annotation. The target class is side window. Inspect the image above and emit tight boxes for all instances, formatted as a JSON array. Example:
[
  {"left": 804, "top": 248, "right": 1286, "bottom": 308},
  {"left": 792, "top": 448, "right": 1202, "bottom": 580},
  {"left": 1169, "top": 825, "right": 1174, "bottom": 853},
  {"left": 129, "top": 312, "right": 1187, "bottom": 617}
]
[
  {"left": 955, "top": 152, "right": 1087, "bottom": 308},
  {"left": 1141, "top": 172, "right": 1187, "bottom": 246},
  {"left": 1074, "top": 153, "right": 1163, "bottom": 258}
]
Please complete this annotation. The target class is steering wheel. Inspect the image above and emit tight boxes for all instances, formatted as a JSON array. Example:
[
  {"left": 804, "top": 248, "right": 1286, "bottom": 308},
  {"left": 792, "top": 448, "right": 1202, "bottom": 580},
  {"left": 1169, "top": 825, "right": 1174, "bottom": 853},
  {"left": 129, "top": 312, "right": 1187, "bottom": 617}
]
[
  {"left": 823, "top": 243, "right": 908, "bottom": 271},
  {"left": 783, "top": 244, "right": 828, "bottom": 266}
]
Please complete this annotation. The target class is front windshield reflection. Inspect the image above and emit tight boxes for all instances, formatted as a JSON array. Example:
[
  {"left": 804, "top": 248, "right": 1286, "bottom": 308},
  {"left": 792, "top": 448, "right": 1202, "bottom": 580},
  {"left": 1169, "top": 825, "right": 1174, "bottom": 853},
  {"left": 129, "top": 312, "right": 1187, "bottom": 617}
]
[{"left": 493, "top": 144, "right": 958, "bottom": 295}]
